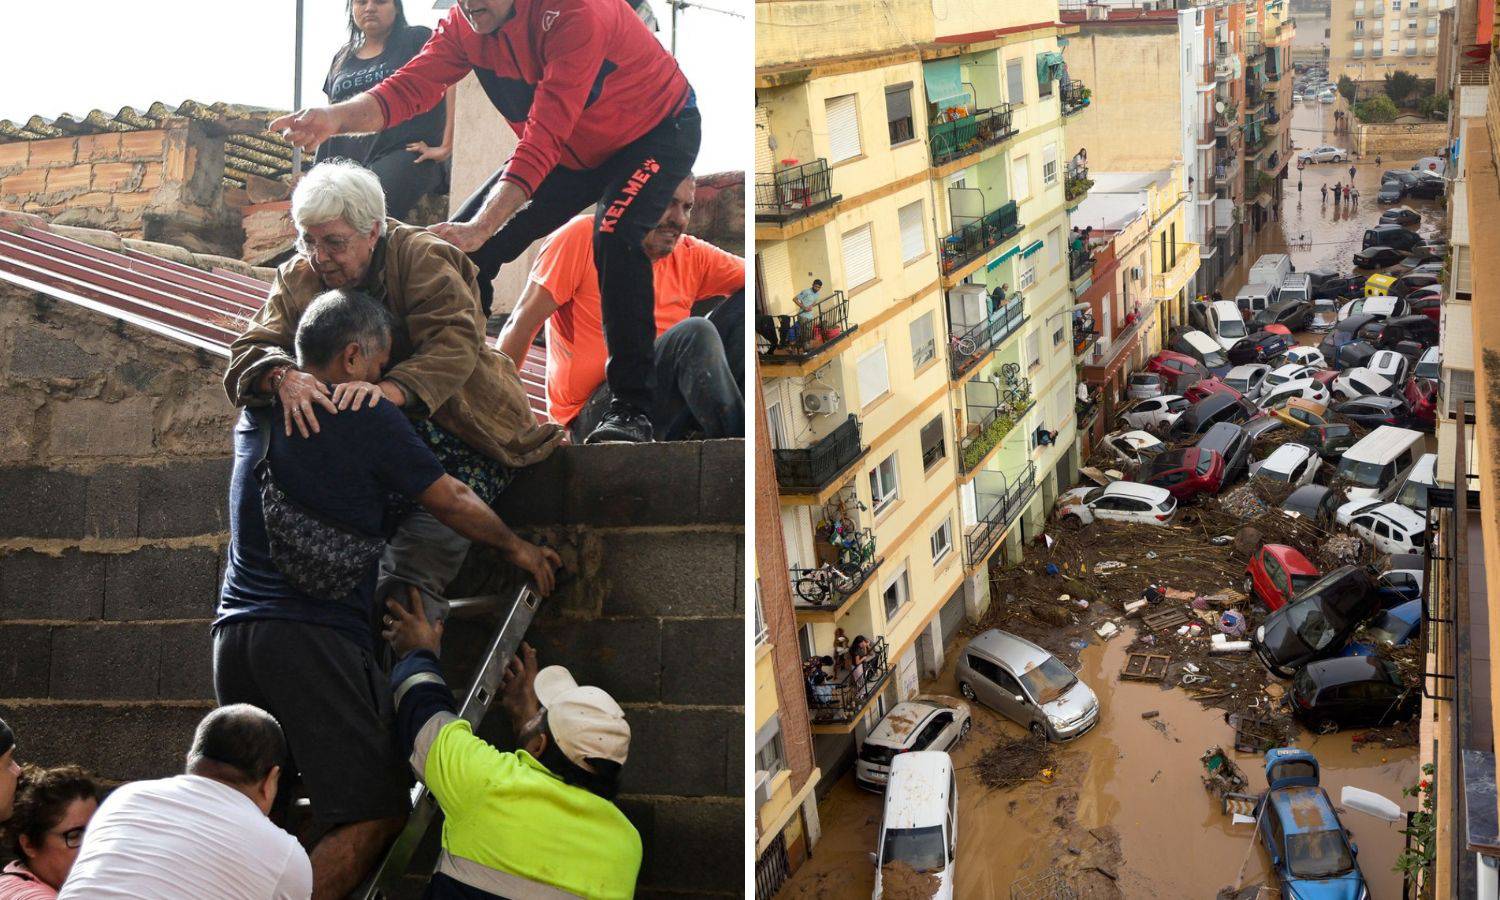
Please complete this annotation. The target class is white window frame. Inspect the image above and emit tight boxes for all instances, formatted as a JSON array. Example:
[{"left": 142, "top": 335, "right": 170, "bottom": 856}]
[
  {"left": 856, "top": 343, "right": 891, "bottom": 408},
  {"left": 825, "top": 93, "right": 862, "bottom": 163},
  {"left": 841, "top": 223, "right": 877, "bottom": 290},
  {"left": 1049, "top": 312, "right": 1066, "bottom": 347},
  {"left": 1013, "top": 154, "right": 1032, "bottom": 202},
  {"left": 930, "top": 518, "right": 953, "bottom": 564},
  {"left": 1042, "top": 144, "right": 1059, "bottom": 186},
  {"left": 1005, "top": 58, "right": 1025, "bottom": 106},
  {"left": 1047, "top": 227, "right": 1062, "bottom": 271},
  {"left": 766, "top": 400, "right": 789, "bottom": 449},
  {"left": 1025, "top": 330, "right": 1042, "bottom": 370},
  {"left": 909, "top": 312, "right": 936, "bottom": 370},
  {"left": 870, "top": 453, "right": 900, "bottom": 512},
  {"left": 897, "top": 199, "right": 926, "bottom": 264},
  {"left": 882, "top": 563, "right": 911, "bottom": 619}
]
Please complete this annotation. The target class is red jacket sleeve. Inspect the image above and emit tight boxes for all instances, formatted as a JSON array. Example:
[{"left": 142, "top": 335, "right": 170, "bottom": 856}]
[
  {"left": 500, "top": 0, "right": 608, "bottom": 195},
  {"left": 367, "top": 10, "right": 472, "bottom": 128}
]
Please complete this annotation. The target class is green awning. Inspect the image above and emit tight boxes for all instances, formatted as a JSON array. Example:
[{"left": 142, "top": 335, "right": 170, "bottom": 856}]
[
  {"left": 987, "top": 247, "right": 1021, "bottom": 271},
  {"left": 1020, "top": 239, "right": 1045, "bottom": 258},
  {"left": 1036, "top": 51, "right": 1066, "bottom": 85},
  {"left": 923, "top": 59, "right": 967, "bottom": 107}
]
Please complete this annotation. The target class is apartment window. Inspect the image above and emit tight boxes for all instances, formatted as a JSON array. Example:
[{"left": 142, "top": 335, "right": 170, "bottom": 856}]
[
  {"left": 1006, "top": 58, "right": 1025, "bottom": 105},
  {"left": 1013, "top": 154, "right": 1032, "bottom": 201},
  {"left": 1425, "top": 37, "right": 1439, "bottom": 53},
  {"left": 1018, "top": 259, "right": 1036, "bottom": 290},
  {"left": 1042, "top": 143, "right": 1059, "bottom": 186},
  {"left": 857, "top": 343, "right": 891, "bottom": 408},
  {"left": 920, "top": 415, "right": 946, "bottom": 470},
  {"left": 1047, "top": 226, "right": 1062, "bottom": 271},
  {"left": 1160, "top": 232, "right": 1169, "bottom": 274},
  {"left": 1354, "top": 19, "right": 1365, "bottom": 32},
  {"left": 841, "top": 223, "right": 876, "bottom": 289},
  {"left": 930, "top": 518, "right": 953, "bottom": 563},
  {"left": 754, "top": 715, "right": 786, "bottom": 780},
  {"left": 826, "top": 93, "right": 862, "bottom": 163},
  {"left": 886, "top": 84, "right": 915, "bottom": 145},
  {"left": 1049, "top": 312, "right": 1065, "bottom": 347},
  {"left": 897, "top": 200, "right": 926, "bottom": 263},
  {"left": 910, "top": 312, "right": 936, "bottom": 369},
  {"left": 1353, "top": 40, "right": 1365, "bottom": 56},
  {"left": 1054, "top": 382, "right": 1072, "bottom": 424},
  {"left": 869, "top": 453, "right": 899, "bottom": 512},
  {"left": 1407, "top": 0, "right": 1418, "bottom": 7},
  {"left": 1026, "top": 330, "right": 1042, "bottom": 370},
  {"left": 766, "top": 400, "right": 788, "bottom": 449},
  {"left": 1169, "top": 223, "right": 1177, "bottom": 267},
  {"left": 754, "top": 586, "right": 768, "bottom": 645},
  {"left": 1389, "top": 0, "right": 1400, "bottom": 11},
  {"left": 1406, "top": 18, "right": 1417, "bottom": 30},
  {"left": 1405, "top": 38, "right": 1417, "bottom": 53},
  {"left": 882, "top": 564, "right": 911, "bottom": 619}
]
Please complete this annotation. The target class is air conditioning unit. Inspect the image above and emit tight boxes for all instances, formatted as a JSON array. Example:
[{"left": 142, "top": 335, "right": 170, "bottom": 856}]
[
  {"left": 1086, "top": 3, "right": 1108, "bottom": 20},
  {"left": 802, "top": 384, "right": 842, "bottom": 416},
  {"left": 755, "top": 771, "right": 773, "bottom": 807}
]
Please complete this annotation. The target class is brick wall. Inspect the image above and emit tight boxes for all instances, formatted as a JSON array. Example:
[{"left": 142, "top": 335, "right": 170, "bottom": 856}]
[
  {"left": 0, "top": 281, "right": 744, "bottom": 898},
  {"left": 0, "top": 121, "right": 245, "bottom": 257}
]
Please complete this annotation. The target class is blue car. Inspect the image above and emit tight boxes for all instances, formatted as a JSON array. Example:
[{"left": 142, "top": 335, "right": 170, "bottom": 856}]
[
  {"left": 1343, "top": 599, "right": 1421, "bottom": 657},
  {"left": 1256, "top": 748, "right": 1368, "bottom": 899}
]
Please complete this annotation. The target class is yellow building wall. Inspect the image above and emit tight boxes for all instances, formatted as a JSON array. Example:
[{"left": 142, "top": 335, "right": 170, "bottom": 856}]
[
  {"left": 1060, "top": 28, "right": 1186, "bottom": 172},
  {"left": 756, "top": 0, "right": 934, "bottom": 69},
  {"left": 755, "top": 644, "right": 780, "bottom": 733},
  {"left": 931, "top": 0, "right": 1077, "bottom": 37},
  {"left": 1328, "top": 0, "right": 1446, "bottom": 82}
]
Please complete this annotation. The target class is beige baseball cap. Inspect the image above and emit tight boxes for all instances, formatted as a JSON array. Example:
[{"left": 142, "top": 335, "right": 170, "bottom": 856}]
[{"left": 534, "top": 666, "right": 631, "bottom": 772}]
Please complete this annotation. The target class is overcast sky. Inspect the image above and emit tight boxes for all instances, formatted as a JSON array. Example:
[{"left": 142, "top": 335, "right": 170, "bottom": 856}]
[{"left": 0, "top": 0, "right": 749, "bottom": 173}]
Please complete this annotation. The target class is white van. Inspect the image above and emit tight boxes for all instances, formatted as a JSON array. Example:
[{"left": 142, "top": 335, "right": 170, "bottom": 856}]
[
  {"left": 1213, "top": 299, "right": 1249, "bottom": 351},
  {"left": 1249, "top": 254, "right": 1294, "bottom": 290},
  {"left": 873, "top": 752, "right": 956, "bottom": 899},
  {"left": 1277, "top": 272, "right": 1313, "bottom": 305},
  {"left": 1236, "top": 283, "right": 1276, "bottom": 319},
  {"left": 1335, "top": 425, "right": 1425, "bottom": 502},
  {"left": 1394, "top": 452, "right": 1438, "bottom": 513}
]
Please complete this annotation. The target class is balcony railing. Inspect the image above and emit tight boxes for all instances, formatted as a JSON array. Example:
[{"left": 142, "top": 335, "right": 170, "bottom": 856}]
[
  {"left": 928, "top": 104, "right": 1017, "bottom": 167},
  {"left": 964, "top": 462, "right": 1038, "bottom": 568},
  {"left": 1261, "top": 150, "right": 1281, "bottom": 173},
  {"left": 1353, "top": 2, "right": 1366, "bottom": 15},
  {"left": 755, "top": 159, "right": 838, "bottom": 223},
  {"left": 759, "top": 290, "right": 856, "bottom": 365},
  {"left": 773, "top": 415, "right": 864, "bottom": 495},
  {"left": 939, "top": 201, "right": 1021, "bottom": 275},
  {"left": 1068, "top": 244, "right": 1094, "bottom": 282},
  {"left": 1061, "top": 79, "right": 1091, "bottom": 116},
  {"left": 1065, "top": 158, "right": 1093, "bottom": 202},
  {"left": 959, "top": 382, "right": 1034, "bottom": 474},
  {"left": 788, "top": 527, "right": 881, "bottom": 609},
  {"left": 948, "top": 297, "right": 1027, "bottom": 381},
  {"left": 805, "top": 637, "right": 890, "bottom": 724},
  {"left": 1246, "top": 31, "right": 1264, "bottom": 56}
]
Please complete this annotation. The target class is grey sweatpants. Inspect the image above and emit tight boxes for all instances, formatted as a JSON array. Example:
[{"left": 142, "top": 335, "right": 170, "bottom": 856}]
[{"left": 377, "top": 509, "right": 469, "bottom": 626}]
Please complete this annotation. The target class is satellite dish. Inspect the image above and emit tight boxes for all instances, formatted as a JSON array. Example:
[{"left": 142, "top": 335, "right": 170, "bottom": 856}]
[{"left": 1215, "top": 99, "right": 1227, "bottom": 114}]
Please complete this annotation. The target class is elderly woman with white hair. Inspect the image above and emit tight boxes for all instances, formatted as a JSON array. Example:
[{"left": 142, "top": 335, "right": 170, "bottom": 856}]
[{"left": 225, "top": 159, "right": 562, "bottom": 626}]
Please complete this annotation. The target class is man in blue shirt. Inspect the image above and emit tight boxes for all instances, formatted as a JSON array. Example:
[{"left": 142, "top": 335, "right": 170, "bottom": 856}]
[{"left": 213, "top": 289, "right": 560, "bottom": 900}]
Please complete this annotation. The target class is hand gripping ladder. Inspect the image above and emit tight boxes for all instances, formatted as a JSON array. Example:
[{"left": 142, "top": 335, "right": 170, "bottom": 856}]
[{"left": 359, "top": 583, "right": 544, "bottom": 899}]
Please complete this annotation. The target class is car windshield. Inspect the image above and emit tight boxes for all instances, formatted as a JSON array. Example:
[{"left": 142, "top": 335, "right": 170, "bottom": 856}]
[
  {"left": 1285, "top": 829, "right": 1356, "bottom": 878},
  {"left": 881, "top": 825, "right": 947, "bottom": 872},
  {"left": 1081, "top": 487, "right": 1105, "bottom": 503},
  {"left": 1337, "top": 458, "right": 1387, "bottom": 487},
  {"left": 1196, "top": 453, "right": 1216, "bottom": 476},
  {"left": 1019, "top": 657, "right": 1078, "bottom": 704},
  {"left": 1290, "top": 573, "right": 1321, "bottom": 595},
  {"left": 1130, "top": 374, "right": 1157, "bottom": 386},
  {"left": 1367, "top": 617, "right": 1408, "bottom": 646},
  {"left": 1397, "top": 480, "right": 1430, "bottom": 511},
  {"left": 1286, "top": 601, "right": 1340, "bottom": 651},
  {"left": 1292, "top": 666, "right": 1316, "bottom": 698},
  {"left": 1220, "top": 318, "right": 1248, "bottom": 338}
]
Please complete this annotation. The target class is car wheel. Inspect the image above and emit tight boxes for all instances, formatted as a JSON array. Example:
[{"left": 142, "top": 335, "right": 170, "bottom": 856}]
[
  {"left": 1314, "top": 717, "right": 1340, "bottom": 735},
  {"left": 959, "top": 682, "right": 977, "bottom": 702},
  {"left": 1061, "top": 514, "right": 1084, "bottom": 531},
  {"left": 959, "top": 719, "right": 972, "bottom": 741}
]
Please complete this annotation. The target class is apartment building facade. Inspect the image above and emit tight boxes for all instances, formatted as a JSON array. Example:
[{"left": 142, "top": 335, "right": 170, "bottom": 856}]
[
  {"left": 754, "top": 0, "right": 1083, "bottom": 792},
  {"left": 1244, "top": 0, "right": 1296, "bottom": 234},
  {"left": 1329, "top": 0, "right": 1452, "bottom": 83}
]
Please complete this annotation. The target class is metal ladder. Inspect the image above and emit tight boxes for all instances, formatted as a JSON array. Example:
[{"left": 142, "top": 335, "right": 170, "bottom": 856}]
[{"left": 359, "top": 583, "right": 544, "bottom": 899}]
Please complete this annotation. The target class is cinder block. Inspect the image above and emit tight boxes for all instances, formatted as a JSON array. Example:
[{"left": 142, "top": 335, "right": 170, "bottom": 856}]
[
  {"left": 619, "top": 708, "right": 733, "bottom": 798},
  {"left": 157, "top": 622, "right": 215, "bottom": 700},
  {"left": 635, "top": 798, "right": 743, "bottom": 895},
  {"left": 0, "top": 549, "right": 106, "bottom": 620},
  {"left": 0, "top": 702, "right": 208, "bottom": 782},
  {"left": 697, "top": 439, "right": 745, "bottom": 525},
  {"left": 599, "top": 531, "right": 739, "bottom": 618},
  {"left": 562, "top": 442, "right": 702, "bottom": 527},
  {"left": 0, "top": 467, "right": 87, "bottom": 538},
  {"left": 6, "top": 329, "right": 101, "bottom": 381},
  {"left": 103, "top": 547, "right": 220, "bottom": 620},
  {"left": 660, "top": 619, "right": 742, "bottom": 706},
  {"left": 48, "top": 396, "right": 157, "bottom": 458},
  {"left": 84, "top": 465, "right": 140, "bottom": 539},
  {"left": 526, "top": 617, "right": 662, "bottom": 705},
  {"left": 0, "top": 625, "right": 52, "bottom": 698},
  {"left": 138, "top": 459, "right": 232, "bottom": 538},
  {"left": 49, "top": 624, "right": 162, "bottom": 700}
]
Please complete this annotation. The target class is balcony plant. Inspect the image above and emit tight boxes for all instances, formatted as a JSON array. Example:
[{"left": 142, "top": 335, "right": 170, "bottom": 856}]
[{"left": 1065, "top": 172, "right": 1095, "bottom": 202}]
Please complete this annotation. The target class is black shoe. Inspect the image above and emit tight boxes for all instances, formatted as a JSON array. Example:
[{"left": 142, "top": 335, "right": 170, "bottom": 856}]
[{"left": 584, "top": 403, "right": 653, "bottom": 444}]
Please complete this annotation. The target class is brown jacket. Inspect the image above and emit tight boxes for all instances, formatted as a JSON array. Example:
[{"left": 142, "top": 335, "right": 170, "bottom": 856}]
[{"left": 223, "top": 221, "right": 562, "bottom": 468}]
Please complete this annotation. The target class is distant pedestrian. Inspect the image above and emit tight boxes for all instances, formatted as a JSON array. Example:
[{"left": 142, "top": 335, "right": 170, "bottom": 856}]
[
  {"left": 1348, "top": 165, "right": 1356, "bottom": 181},
  {"left": 1321, "top": 183, "right": 1328, "bottom": 202},
  {"left": 1375, "top": 154, "right": 1382, "bottom": 167}
]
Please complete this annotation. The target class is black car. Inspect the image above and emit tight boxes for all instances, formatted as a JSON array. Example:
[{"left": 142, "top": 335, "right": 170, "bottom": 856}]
[
  {"left": 1377, "top": 180, "right": 1403, "bottom": 204},
  {"left": 1228, "top": 330, "right": 1294, "bottom": 366},
  {"left": 1378, "top": 206, "right": 1421, "bottom": 227},
  {"left": 1311, "top": 272, "right": 1367, "bottom": 300},
  {"left": 1252, "top": 566, "right": 1382, "bottom": 676},
  {"left": 1353, "top": 245, "right": 1405, "bottom": 270},
  {"left": 1169, "top": 393, "right": 1258, "bottom": 440},
  {"left": 1280, "top": 484, "right": 1341, "bottom": 526},
  {"left": 1369, "top": 314, "right": 1439, "bottom": 349},
  {"left": 1390, "top": 272, "right": 1440, "bottom": 299},
  {"left": 1333, "top": 395, "right": 1413, "bottom": 428},
  {"left": 1406, "top": 172, "right": 1446, "bottom": 200},
  {"left": 1293, "top": 423, "right": 1357, "bottom": 460},
  {"left": 1195, "top": 421, "right": 1252, "bottom": 483},
  {"left": 1333, "top": 340, "right": 1377, "bottom": 371},
  {"left": 1389, "top": 251, "right": 1441, "bottom": 275},
  {"left": 1252, "top": 299, "right": 1313, "bottom": 333},
  {"left": 1319, "top": 313, "right": 1379, "bottom": 365},
  {"left": 1362, "top": 225, "right": 1423, "bottom": 252},
  {"left": 1391, "top": 339, "right": 1426, "bottom": 368},
  {"left": 1290, "top": 657, "right": 1419, "bottom": 734},
  {"left": 1380, "top": 170, "right": 1423, "bottom": 191}
]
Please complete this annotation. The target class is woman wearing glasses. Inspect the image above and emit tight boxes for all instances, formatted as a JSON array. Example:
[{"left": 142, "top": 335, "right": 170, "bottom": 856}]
[{"left": 0, "top": 766, "right": 99, "bottom": 899}]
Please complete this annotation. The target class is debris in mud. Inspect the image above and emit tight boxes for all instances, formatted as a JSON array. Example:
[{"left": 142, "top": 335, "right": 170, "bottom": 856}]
[
  {"left": 879, "top": 861, "right": 941, "bottom": 900},
  {"left": 974, "top": 734, "right": 1055, "bottom": 790}
]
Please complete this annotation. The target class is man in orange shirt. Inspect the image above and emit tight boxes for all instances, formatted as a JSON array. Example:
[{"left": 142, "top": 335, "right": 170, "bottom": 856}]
[{"left": 498, "top": 177, "right": 745, "bottom": 442}]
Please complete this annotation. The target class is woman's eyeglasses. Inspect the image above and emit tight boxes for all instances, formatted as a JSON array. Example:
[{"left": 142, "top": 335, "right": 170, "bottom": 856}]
[{"left": 53, "top": 826, "right": 86, "bottom": 849}]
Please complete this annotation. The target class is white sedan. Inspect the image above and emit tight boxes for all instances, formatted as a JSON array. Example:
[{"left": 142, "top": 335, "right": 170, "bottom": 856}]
[
  {"left": 1120, "top": 395, "right": 1190, "bottom": 432},
  {"left": 1263, "top": 363, "right": 1322, "bottom": 391},
  {"left": 1258, "top": 378, "right": 1331, "bottom": 410},
  {"left": 1299, "top": 145, "right": 1348, "bottom": 163},
  {"left": 1249, "top": 444, "right": 1322, "bottom": 487},
  {"left": 1332, "top": 368, "right": 1395, "bottom": 402},
  {"left": 1056, "top": 482, "right": 1178, "bottom": 527},
  {"left": 1282, "top": 346, "right": 1328, "bottom": 369}
]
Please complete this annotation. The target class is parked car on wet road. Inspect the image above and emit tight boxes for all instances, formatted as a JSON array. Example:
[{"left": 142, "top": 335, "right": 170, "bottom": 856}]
[
  {"left": 857, "top": 697, "right": 972, "bottom": 791},
  {"left": 1291, "top": 657, "right": 1418, "bottom": 735},
  {"left": 956, "top": 629, "right": 1100, "bottom": 742},
  {"left": 1252, "top": 566, "right": 1382, "bottom": 677},
  {"left": 1254, "top": 748, "right": 1370, "bottom": 897}
]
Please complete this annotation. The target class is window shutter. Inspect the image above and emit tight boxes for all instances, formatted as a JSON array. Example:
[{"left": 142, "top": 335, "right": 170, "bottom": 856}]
[
  {"left": 1013, "top": 154, "right": 1031, "bottom": 201},
  {"left": 898, "top": 201, "right": 925, "bottom": 262},
  {"left": 857, "top": 343, "right": 890, "bottom": 406},
  {"left": 826, "top": 94, "right": 861, "bottom": 163},
  {"left": 842, "top": 224, "right": 876, "bottom": 289},
  {"left": 754, "top": 106, "right": 775, "bottom": 179}
]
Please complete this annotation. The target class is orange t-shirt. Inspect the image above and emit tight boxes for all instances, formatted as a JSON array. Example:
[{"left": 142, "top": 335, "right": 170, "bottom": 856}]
[{"left": 528, "top": 215, "right": 746, "bottom": 425}]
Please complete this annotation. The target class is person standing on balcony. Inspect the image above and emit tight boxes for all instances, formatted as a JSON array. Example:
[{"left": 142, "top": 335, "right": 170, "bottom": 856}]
[
  {"left": 990, "top": 282, "right": 1009, "bottom": 316},
  {"left": 317, "top": 0, "right": 455, "bottom": 221},
  {"left": 272, "top": 0, "right": 700, "bottom": 444},
  {"left": 793, "top": 279, "right": 823, "bottom": 324}
]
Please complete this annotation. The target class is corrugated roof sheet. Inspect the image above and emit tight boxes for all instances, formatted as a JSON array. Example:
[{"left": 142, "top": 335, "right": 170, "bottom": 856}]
[
  {"left": 0, "top": 101, "right": 305, "bottom": 189},
  {"left": 0, "top": 215, "right": 550, "bottom": 419}
]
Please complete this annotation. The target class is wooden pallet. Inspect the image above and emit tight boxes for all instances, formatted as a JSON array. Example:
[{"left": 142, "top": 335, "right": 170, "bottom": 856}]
[
  {"left": 1121, "top": 653, "right": 1171, "bottom": 682},
  {"left": 1141, "top": 607, "right": 1189, "bottom": 632}
]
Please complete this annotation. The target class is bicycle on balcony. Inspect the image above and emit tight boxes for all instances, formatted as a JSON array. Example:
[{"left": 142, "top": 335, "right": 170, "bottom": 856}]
[
  {"left": 948, "top": 330, "right": 980, "bottom": 359},
  {"left": 794, "top": 564, "right": 857, "bottom": 606},
  {"left": 832, "top": 526, "right": 877, "bottom": 574}
]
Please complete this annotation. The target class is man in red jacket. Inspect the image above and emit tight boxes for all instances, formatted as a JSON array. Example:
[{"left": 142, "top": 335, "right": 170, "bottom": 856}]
[{"left": 273, "top": 0, "right": 699, "bottom": 445}]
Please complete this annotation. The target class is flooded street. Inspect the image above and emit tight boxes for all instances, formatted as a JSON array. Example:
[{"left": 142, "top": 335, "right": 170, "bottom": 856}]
[{"left": 777, "top": 85, "right": 1425, "bottom": 900}]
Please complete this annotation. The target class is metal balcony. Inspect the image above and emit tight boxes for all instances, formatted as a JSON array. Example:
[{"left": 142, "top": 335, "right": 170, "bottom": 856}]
[
  {"left": 1068, "top": 244, "right": 1094, "bottom": 282},
  {"left": 948, "top": 297, "right": 1027, "bottom": 381},
  {"left": 773, "top": 415, "right": 865, "bottom": 495},
  {"left": 928, "top": 104, "right": 1017, "bottom": 167},
  {"left": 755, "top": 159, "right": 839, "bottom": 223},
  {"left": 964, "top": 462, "right": 1039, "bottom": 568},
  {"left": 1061, "top": 79, "right": 1091, "bottom": 116},
  {"left": 938, "top": 201, "right": 1021, "bottom": 276},
  {"left": 1065, "top": 158, "right": 1092, "bottom": 203},
  {"left": 958, "top": 379, "right": 1033, "bottom": 474},
  {"left": 805, "top": 637, "right": 891, "bottom": 724},
  {"left": 759, "top": 290, "right": 857, "bottom": 366}
]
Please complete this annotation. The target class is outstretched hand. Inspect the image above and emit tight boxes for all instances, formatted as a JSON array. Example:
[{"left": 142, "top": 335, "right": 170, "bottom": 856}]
[
  {"left": 499, "top": 642, "right": 541, "bottom": 723},
  {"left": 382, "top": 585, "right": 443, "bottom": 658}
]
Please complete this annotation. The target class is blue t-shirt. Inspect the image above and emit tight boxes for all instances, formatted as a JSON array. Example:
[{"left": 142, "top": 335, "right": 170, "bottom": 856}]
[{"left": 216, "top": 402, "right": 446, "bottom": 648}]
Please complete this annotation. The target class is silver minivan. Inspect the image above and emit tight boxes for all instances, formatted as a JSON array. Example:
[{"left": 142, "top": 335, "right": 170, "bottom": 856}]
[{"left": 955, "top": 629, "right": 1099, "bottom": 742}]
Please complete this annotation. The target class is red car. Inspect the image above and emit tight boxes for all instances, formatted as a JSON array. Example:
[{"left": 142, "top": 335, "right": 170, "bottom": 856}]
[
  {"left": 1408, "top": 294, "right": 1441, "bottom": 323},
  {"left": 1184, "top": 378, "right": 1243, "bottom": 403},
  {"left": 1244, "top": 544, "right": 1322, "bottom": 612},
  {"left": 1146, "top": 351, "right": 1211, "bottom": 388},
  {"left": 1404, "top": 377, "right": 1437, "bottom": 429},
  {"left": 1141, "top": 448, "right": 1226, "bottom": 500},
  {"left": 1263, "top": 324, "right": 1293, "bottom": 337}
]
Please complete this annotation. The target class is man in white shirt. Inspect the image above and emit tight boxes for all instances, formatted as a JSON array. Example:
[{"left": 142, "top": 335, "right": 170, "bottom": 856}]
[{"left": 59, "top": 705, "right": 312, "bottom": 900}]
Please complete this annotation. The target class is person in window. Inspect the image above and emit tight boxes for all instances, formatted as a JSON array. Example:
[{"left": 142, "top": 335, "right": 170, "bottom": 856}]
[
  {"left": 317, "top": 0, "right": 454, "bottom": 221},
  {"left": 0, "top": 767, "right": 100, "bottom": 900}
]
